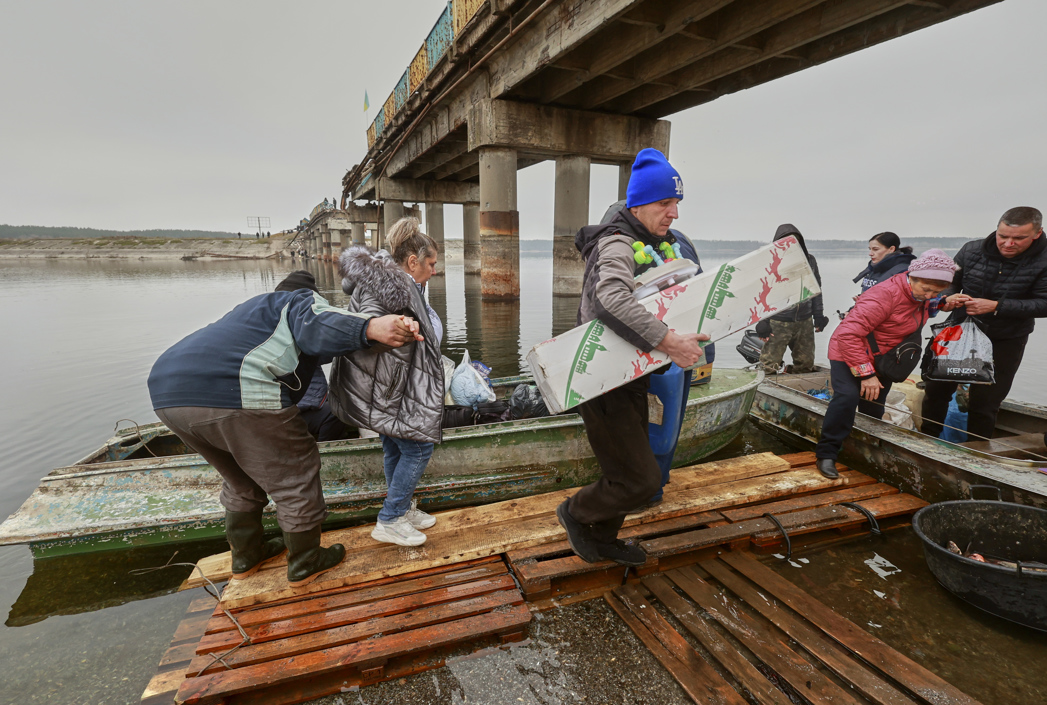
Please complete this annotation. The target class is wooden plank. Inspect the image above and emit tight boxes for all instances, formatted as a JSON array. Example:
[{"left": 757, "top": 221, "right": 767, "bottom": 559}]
[
  {"left": 205, "top": 560, "right": 508, "bottom": 634},
  {"left": 141, "top": 669, "right": 184, "bottom": 704},
  {"left": 159, "top": 641, "right": 200, "bottom": 669},
  {"left": 666, "top": 566, "right": 866, "bottom": 705},
  {"left": 700, "top": 559, "right": 917, "bottom": 705},
  {"left": 641, "top": 576, "right": 794, "bottom": 705},
  {"left": 219, "top": 464, "right": 843, "bottom": 609},
  {"left": 175, "top": 604, "right": 532, "bottom": 705},
  {"left": 187, "top": 588, "right": 524, "bottom": 676},
  {"left": 172, "top": 613, "right": 211, "bottom": 644},
  {"left": 721, "top": 483, "right": 899, "bottom": 522},
  {"left": 643, "top": 505, "right": 863, "bottom": 557},
  {"left": 779, "top": 451, "right": 817, "bottom": 467},
  {"left": 720, "top": 552, "right": 982, "bottom": 705},
  {"left": 186, "top": 454, "right": 789, "bottom": 589},
  {"left": 197, "top": 574, "right": 517, "bottom": 653},
  {"left": 507, "top": 510, "right": 724, "bottom": 563},
  {"left": 604, "top": 591, "right": 746, "bottom": 705}
]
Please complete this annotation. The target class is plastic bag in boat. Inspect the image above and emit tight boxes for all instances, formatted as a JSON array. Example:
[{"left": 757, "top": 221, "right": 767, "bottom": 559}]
[
  {"left": 922, "top": 319, "right": 995, "bottom": 385},
  {"left": 881, "top": 389, "right": 915, "bottom": 430},
  {"left": 449, "top": 350, "right": 496, "bottom": 408},
  {"left": 509, "top": 384, "right": 549, "bottom": 420}
]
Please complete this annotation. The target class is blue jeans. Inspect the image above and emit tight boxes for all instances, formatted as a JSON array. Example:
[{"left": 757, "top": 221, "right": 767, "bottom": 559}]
[{"left": 379, "top": 435, "right": 435, "bottom": 522}]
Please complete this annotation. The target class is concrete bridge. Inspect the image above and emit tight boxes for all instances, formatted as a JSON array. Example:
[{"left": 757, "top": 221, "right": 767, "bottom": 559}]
[
  {"left": 294, "top": 200, "right": 423, "bottom": 264},
  {"left": 342, "top": 0, "right": 1000, "bottom": 300}
]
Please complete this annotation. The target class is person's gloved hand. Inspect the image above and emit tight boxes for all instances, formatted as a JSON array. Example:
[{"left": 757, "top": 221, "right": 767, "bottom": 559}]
[
  {"left": 754, "top": 319, "right": 772, "bottom": 341},
  {"left": 814, "top": 315, "right": 830, "bottom": 332}
]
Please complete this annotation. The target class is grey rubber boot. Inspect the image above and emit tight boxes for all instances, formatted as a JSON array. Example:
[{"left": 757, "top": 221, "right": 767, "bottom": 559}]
[
  {"left": 225, "top": 511, "right": 286, "bottom": 580},
  {"left": 284, "top": 527, "right": 346, "bottom": 587}
]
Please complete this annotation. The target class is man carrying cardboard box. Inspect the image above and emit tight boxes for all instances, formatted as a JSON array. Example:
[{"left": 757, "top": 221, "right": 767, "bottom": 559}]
[{"left": 555, "top": 148, "right": 709, "bottom": 567}]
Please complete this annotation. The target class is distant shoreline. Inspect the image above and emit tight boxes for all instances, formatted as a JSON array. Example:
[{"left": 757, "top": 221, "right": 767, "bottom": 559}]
[{"left": 0, "top": 234, "right": 971, "bottom": 261}]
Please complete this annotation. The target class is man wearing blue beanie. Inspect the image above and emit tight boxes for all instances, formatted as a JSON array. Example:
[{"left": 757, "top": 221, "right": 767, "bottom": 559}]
[{"left": 556, "top": 148, "right": 707, "bottom": 568}]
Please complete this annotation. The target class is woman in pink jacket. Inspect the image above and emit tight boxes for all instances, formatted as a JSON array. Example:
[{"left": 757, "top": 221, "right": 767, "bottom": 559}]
[{"left": 814, "top": 250, "right": 962, "bottom": 478}]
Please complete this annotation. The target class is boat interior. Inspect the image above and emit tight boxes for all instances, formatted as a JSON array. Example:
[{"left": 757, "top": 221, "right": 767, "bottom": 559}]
[
  {"left": 764, "top": 369, "right": 1047, "bottom": 464},
  {"left": 75, "top": 367, "right": 724, "bottom": 467}
]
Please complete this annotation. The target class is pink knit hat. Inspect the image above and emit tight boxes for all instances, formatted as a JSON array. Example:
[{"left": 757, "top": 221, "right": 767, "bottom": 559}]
[{"left": 908, "top": 248, "right": 958, "bottom": 282}]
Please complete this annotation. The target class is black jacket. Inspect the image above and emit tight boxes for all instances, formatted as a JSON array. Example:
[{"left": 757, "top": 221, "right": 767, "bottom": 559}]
[
  {"left": 947, "top": 232, "right": 1047, "bottom": 340},
  {"left": 853, "top": 250, "right": 916, "bottom": 293},
  {"left": 768, "top": 224, "right": 824, "bottom": 323}
]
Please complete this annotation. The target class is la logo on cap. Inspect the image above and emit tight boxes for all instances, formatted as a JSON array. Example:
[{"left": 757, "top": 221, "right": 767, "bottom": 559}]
[{"left": 672, "top": 176, "right": 684, "bottom": 196}]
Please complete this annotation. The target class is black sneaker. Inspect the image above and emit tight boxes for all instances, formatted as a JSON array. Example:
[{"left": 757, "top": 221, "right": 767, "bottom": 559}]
[
  {"left": 594, "top": 538, "right": 648, "bottom": 567},
  {"left": 556, "top": 499, "right": 601, "bottom": 563}
]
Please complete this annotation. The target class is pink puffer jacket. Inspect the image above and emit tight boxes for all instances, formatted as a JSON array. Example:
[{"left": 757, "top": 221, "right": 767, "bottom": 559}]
[{"left": 828, "top": 273, "right": 931, "bottom": 378}]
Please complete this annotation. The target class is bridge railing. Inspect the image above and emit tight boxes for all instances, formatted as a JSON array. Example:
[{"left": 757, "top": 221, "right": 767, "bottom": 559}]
[{"left": 366, "top": 0, "right": 486, "bottom": 149}]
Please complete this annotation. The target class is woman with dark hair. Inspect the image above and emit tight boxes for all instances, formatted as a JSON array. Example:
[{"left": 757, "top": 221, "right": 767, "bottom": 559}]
[{"left": 853, "top": 232, "right": 916, "bottom": 294}]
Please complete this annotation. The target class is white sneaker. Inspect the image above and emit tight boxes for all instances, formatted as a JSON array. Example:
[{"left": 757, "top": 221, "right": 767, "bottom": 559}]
[
  {"left": 405, "top": 499, "right": 436, "bottom": 529},
  {"left": 371, "top": 516, "right": 427, "bottom": 546}
]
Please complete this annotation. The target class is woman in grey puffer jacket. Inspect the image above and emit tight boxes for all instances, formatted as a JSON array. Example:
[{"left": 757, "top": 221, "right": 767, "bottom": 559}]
[{"left": 328, "top": 218, "right": 444, "bottom": 547}]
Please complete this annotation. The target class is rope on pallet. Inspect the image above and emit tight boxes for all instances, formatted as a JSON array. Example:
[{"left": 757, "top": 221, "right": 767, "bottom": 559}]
[
  {"left": 130, "top": 552, "right": 251, "bottom": 675},
  {"left": 838, "top": 502, "right": 882, "bottom": 536},
  {"left": 761, "top": 513, "right": 792, "bottom": 561}
]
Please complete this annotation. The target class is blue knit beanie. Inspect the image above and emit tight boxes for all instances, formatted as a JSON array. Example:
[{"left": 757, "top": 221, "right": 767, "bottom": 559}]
[{"left": 626, "top": 148, "right": 683, "bottom": 208}]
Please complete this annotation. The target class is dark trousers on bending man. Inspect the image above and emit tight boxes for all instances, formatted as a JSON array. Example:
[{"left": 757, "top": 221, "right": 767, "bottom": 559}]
[
  {"left": 567, "top": 377, "right": 663, "bottom": 543},
  {"left": 815, "top": 360, "right": 892, "bottom": 461},
  {"left": 921, "top": 334, "right": 1028, "bottom": 442}
]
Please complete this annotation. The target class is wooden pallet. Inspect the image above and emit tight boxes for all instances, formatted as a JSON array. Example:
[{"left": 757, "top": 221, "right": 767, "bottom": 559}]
[
  {"left": 141, "top": 590, "right": 217, "bottom": 705},
  {"left": 507, "top": 452, "right": 927, "bottom": 603},
  {"left": 606, "top": 551, "right": 982, "bottom": 705},
  {"left": 170, "top": 556, "right": 530, "bottom": 705}
]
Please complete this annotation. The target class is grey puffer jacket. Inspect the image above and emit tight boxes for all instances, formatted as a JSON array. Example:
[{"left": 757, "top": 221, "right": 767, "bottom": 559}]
[{"left": 328, "top": 246, "right": 444, "bottom": 443}]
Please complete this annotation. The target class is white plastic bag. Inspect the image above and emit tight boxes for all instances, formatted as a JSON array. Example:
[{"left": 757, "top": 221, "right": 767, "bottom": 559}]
[
  {"left": 882, "top": 390, "right": 915, "bottom": 430},
  {"left": 922, "top": 319, "right": 995, "bottom": 385},
  {"left": 441, "top": 355, "right": 456, "bottom": 405},
  {"left": 449, "top": 350, "right": 496, "bottom": 407}
]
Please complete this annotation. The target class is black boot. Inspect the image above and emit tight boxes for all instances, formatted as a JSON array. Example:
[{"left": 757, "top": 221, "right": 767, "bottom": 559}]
[
  {"left": 284, "top": 527, "right": 346, "bottom": 587},
  {"left": 556, "top": 499, "right": 601, "bottom": 563},
  {"left": 225, "top": 511, "right": 286, "bottom": 580},
  {"left": 816, "top": 458, "right": 840, "bottom": 479},
  {"left": 594, "top": 538, "right": 648, "bottom": 567}
]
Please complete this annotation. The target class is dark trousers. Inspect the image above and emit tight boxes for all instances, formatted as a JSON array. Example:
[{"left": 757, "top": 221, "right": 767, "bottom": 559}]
[
  {"left": 156, "top": 406, "right": 326, "bottom": 533},
  {"left": 815, "top": 360, "right": 892, "bottom": 461},
  {"left": 568, "top": 377, "right": 663, "bottom": 543},
  {"left": 299, "top": 400, "right": 350, "bottom": 442},
  {"left": 921, "top": 334, "right": 1028, "bottom": 442}
]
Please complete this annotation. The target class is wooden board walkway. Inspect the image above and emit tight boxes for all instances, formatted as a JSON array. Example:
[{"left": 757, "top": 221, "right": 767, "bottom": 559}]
[
  {"left": 158, "top": 556, "right": 529, "bottom": 705},
  {"left": 506, "top": 452, "right": 925, "bottom": 603},
  {"left": 160, "top": 451, "right": 931, "bottom": 704},
  {"left": 606, "top": 551, "right": 982, "bottom": 705}
]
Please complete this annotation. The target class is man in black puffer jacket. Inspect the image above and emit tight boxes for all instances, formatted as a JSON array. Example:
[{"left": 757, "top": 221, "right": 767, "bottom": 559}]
[{"left": 922, "top": 206, "right": 1047, "bottom": 441}]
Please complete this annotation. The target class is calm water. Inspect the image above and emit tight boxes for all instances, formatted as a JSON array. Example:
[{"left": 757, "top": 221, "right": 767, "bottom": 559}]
[{"left": 1, "top": 249, "right": 1045, "bottom": 704}]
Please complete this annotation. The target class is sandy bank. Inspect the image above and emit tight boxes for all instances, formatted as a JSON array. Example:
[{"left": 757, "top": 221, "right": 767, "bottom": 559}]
[{"left": 0, "top": 234, "right": 298, "bottom": 260}]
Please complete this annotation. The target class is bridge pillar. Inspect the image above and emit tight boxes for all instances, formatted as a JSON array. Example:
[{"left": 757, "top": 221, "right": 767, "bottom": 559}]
[
  {"left": 425, "top": 202, "right": 445, "bottom": 276},
  {"left": 321, "top": 225, "right": 332, "bottom": 261},
  {"left": 553, "top": 155, "right": 590, "bottom": 297},
  {"left": 479, "top": 147, "right": 519, "bottom": 300},
  {"left": 351, "top": 221, "right": 366, "bottom": 246},
  {"left": 618, "top": 161, "right": 631, "bottom": 202},
  {"left": 381, "top": 200, "right": 404, "bottom": 250},
  {"left": 463, "top": 203, "right": 480, "bottom": 274}
]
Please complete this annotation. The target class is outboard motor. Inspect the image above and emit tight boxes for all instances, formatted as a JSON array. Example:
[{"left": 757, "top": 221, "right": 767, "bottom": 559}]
[{"left": 736, "top": 330, "right": 764, "bottom": 364}]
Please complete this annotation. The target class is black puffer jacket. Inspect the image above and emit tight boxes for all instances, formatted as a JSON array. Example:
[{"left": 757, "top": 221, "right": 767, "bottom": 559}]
[
  {"left": 946, "top": 232, "right": 1047, "bottom": 340},
  {"left": 853, "top": 250, "right": 917, "bottom": 293},
  {"left": 769, "top": 224, "right": 824, "bottom": 323}
]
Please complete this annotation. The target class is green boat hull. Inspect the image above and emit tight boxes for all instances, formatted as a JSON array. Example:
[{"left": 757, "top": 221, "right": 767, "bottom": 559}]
[{"left": 1, "top": 370, "right": 761, "bottom": 558}]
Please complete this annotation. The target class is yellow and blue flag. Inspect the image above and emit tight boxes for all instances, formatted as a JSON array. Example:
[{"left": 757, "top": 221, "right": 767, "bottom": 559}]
[{"left": 363, "top": 90, "right": 369, "bottom": 112}]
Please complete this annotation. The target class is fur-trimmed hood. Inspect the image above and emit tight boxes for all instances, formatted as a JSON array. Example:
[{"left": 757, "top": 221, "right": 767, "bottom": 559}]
[{"left": 339, "top": 245, "right": 414, "bottom": 312}]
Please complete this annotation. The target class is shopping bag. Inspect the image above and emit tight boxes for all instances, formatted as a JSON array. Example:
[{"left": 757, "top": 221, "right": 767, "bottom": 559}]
[{"left": 921, "top": 319, "right": 995, "bottom": 385}]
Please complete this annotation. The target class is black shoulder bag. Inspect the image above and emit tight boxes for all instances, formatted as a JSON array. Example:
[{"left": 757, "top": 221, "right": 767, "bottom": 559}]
[{"left": 866, "top": 308, "right": 927, "bottom": 383}]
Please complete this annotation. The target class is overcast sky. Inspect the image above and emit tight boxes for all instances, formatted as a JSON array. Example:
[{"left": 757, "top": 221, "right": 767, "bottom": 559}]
[{"left": 1, "top": 0, "right": 1042, "bottom": 240}]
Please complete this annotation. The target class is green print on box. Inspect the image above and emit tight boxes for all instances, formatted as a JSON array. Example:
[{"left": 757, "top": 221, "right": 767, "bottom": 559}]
[
  {"left": 700, "top": 264, "right": 737, "bottom": 329},
  {"left": 564, "top": 320, "right": 607, "bottom": 408}
]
